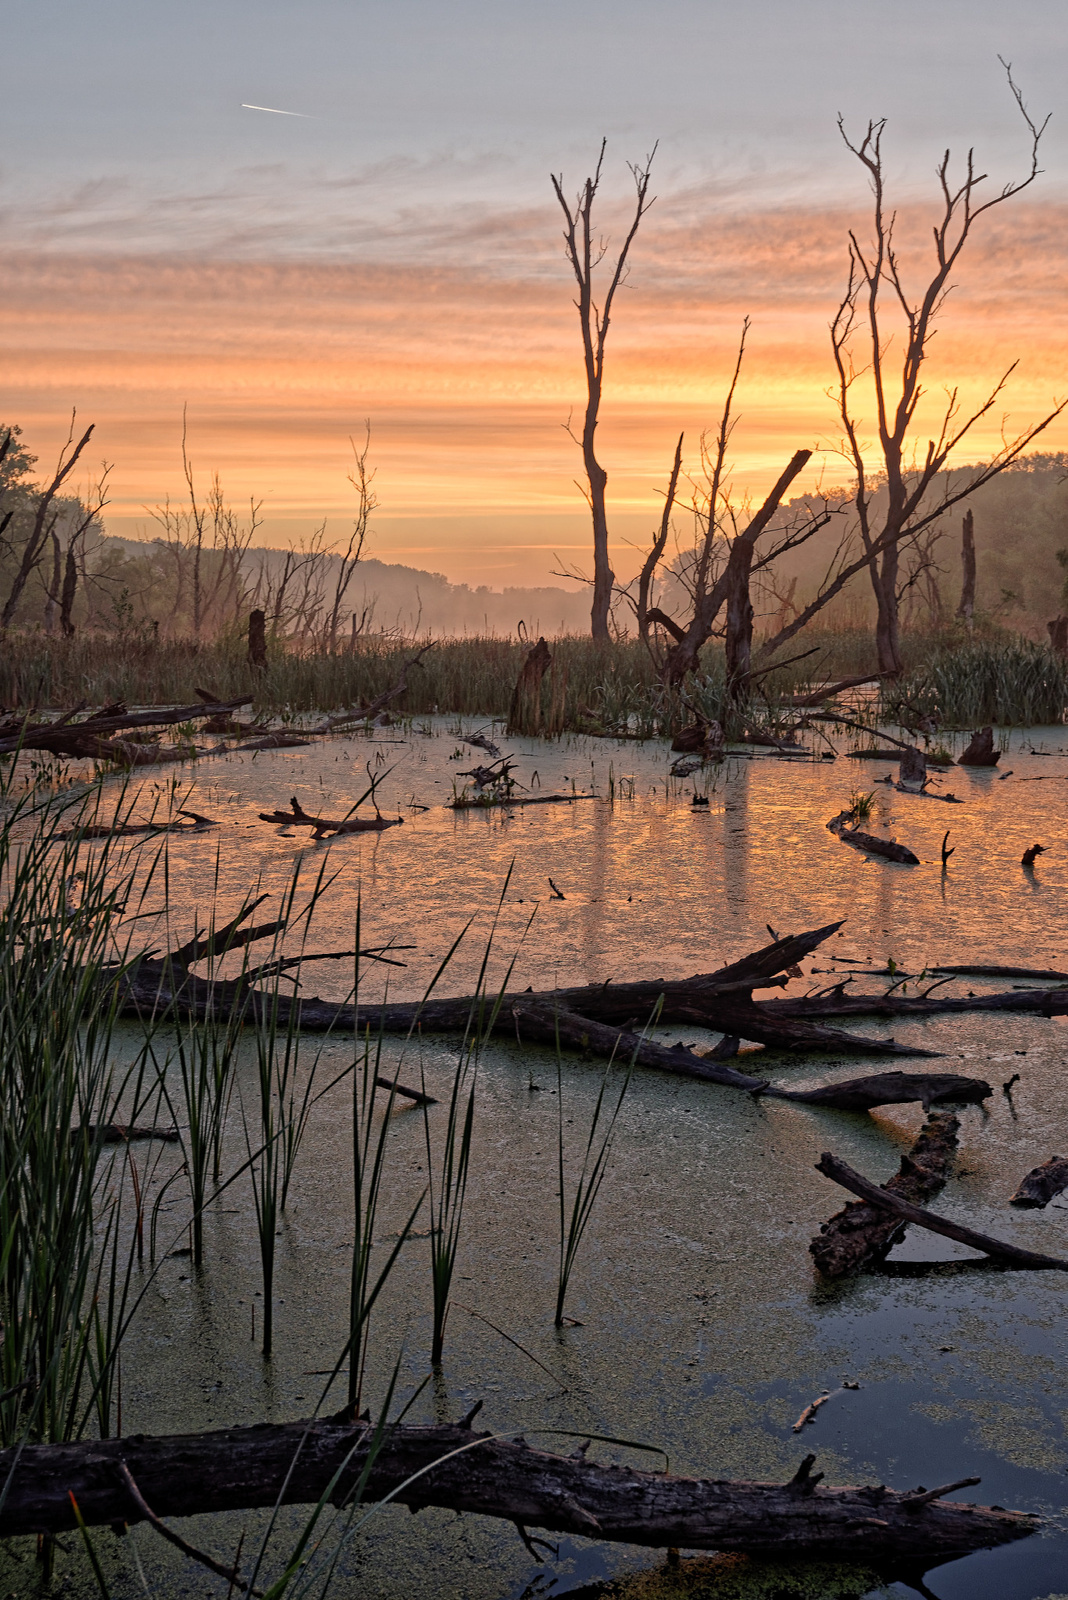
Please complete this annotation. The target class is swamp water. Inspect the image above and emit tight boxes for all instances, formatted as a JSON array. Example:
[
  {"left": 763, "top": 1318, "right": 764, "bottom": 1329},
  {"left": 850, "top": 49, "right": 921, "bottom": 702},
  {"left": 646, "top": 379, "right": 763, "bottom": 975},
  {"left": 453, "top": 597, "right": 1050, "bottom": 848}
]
[{"left": 7, "top": 721, "right": 1068, "bottom": 1600}]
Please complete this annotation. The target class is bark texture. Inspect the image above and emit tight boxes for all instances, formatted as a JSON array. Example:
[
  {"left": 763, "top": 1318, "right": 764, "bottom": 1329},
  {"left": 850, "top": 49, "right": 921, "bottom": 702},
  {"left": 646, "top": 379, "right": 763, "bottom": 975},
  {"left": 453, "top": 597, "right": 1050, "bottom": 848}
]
[
  {"left": 0, "top": 1418, "right": 1038, "bottom": 1563},
  {"left": 811, "top": 1113, "right": 960, "bottom": 1277}
]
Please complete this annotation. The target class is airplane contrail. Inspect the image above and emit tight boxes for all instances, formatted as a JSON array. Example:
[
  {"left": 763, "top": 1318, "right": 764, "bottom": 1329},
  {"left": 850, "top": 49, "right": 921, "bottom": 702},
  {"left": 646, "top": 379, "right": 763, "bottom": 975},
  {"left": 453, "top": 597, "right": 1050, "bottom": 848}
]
[{"left": 241, "top": 104, "right": 313, "bottom": 118}]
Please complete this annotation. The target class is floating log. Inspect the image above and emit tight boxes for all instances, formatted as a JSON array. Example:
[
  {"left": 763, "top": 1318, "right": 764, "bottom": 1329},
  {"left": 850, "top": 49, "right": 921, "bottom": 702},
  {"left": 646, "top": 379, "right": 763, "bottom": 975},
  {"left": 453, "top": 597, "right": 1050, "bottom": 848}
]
[
  {"left": 770, "top": 1072, "right": 991, "bottom": 1113},
  {"left": 77, "top": 1124, "right": 180, "bottom": 1144},
  {"left": 57, "top": 808, "right": 217, "bottom": 840},
  {"left": 958, "top": 727, "right": 999, "bottom": 767},
  {"left": 237, "top": 732, "right": 312, "bottom": 751},
  {"left": 893, "top": 783, "right": 963, "bottom": 804},
  {"left": 258, "top": 797, "right": 403, "bottom": 837},
  {"left": 0, "top": 1414, "right": 1037, "bottom": 1563},
  {"left": 815, "top": 1151, "right": 1068, "bottom": 1272},
  {"left": 827, "top": 812, "right": 920, "bottom": 865},
  {"left": 1010, "top": 1157, "right": 1068, "bottom": 1209},
  {"left": 448, "top": 792, "right": 598, "bottom": 810},
  {"left": 811, "top": 1113, "right": 960, "bottom": 1277},
  {"left": 929, "top": 964, "right": 1068, "bottom": 982}
]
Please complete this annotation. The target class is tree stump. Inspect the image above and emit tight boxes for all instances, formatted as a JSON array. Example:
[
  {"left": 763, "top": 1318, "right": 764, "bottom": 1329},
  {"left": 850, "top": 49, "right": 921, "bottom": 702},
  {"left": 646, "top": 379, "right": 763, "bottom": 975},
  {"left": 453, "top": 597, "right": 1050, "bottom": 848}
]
[
  {"left": 958, "top": 726, "right": 999, "bottom": 766},
  {"left": 247, "top": 609, "right": 268, "bottom": 670}
]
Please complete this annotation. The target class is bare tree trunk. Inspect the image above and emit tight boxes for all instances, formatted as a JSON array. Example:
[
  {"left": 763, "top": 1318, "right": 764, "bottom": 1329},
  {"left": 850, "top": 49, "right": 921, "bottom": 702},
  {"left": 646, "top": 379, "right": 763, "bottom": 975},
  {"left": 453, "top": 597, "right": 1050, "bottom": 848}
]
[
  {"left": 637, "top": 433, "right": 683, "bottom": 641},
  {"left": 247, "top": 609, "right": 267, "bottom": 670},
  {"left": 1, "top": 421, "right": 94, "bottom": 631},
  {"left": 44, "top": 529, "right": 61, "bottom": 635},
  {"left": 662, "top": 450, "right": 811, "bottom": 686},
  {"left": 872, "top": 541, "right": 903, "bottom": 676},
  {"left": 957, "top": 509, "right": 976, "bottom": 625},
  {"left": 59, "top": 543, "right": 78, "bottom": 637},
  {"left": 552, "top": 143, "right": 655, "bottom": 642},
  {"left": 724, "top": 532, "right": 755, "bottom": 697}
]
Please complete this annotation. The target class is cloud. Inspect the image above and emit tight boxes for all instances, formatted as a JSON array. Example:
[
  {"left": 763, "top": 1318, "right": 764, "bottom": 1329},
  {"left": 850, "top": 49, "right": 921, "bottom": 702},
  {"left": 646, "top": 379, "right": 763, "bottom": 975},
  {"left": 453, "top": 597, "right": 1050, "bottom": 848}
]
[{"left": 3, "top": 185, "right": 1067, "bottom": 585}]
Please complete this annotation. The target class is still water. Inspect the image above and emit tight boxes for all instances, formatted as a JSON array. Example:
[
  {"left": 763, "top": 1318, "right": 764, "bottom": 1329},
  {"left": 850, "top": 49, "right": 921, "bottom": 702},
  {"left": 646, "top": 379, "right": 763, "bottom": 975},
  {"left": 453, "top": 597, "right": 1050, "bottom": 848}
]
[{"left": 14, "top": 722, "right": 1068, "bottom": 1598}]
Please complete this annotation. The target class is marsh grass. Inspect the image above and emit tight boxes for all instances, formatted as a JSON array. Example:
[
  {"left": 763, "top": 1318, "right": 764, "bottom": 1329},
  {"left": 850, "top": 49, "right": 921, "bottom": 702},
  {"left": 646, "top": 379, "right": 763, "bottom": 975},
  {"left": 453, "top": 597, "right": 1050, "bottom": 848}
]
[
  {"left": 888, "top": 637, "right": 1068, "bottom": 727},
  {"left": 0, "top": 624, "right": 1024, "bottom": 734},
  {"left": 554, "top": 1024, "right": 640, "bottom": 1329}
]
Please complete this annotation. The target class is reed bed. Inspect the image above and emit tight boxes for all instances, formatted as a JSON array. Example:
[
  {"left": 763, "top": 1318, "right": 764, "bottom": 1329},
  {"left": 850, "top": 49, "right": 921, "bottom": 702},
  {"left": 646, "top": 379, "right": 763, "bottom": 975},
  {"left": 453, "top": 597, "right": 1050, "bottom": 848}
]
[
  {"left": 0, "top": 623, "right": 1032, "bottom": 731},
  {"left": 886, "top": 638, "right": 1068, "bottom": 728}
]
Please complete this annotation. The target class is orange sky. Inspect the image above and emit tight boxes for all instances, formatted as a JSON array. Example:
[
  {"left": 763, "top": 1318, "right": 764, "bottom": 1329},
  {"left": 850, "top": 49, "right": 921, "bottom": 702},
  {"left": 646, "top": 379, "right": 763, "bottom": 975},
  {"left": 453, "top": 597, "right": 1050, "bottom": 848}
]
[{"left": 5, "top": 196, "right": 1068, "bottom": 588}]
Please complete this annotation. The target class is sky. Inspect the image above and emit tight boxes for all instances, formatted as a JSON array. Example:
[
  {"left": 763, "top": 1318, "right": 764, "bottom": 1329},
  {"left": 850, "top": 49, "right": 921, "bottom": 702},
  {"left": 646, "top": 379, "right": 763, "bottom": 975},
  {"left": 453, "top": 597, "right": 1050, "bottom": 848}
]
[{"left": 4, "top": 0, "right": 1068, "bottom": 588}]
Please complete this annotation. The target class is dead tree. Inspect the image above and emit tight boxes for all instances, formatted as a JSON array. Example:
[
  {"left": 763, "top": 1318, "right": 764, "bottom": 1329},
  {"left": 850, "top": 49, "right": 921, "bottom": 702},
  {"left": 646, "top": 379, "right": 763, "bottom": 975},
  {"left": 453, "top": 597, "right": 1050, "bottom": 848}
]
[
  {"left": 1, "top": 416, "right": 95, "bottom": 630},
  {"left": 832, "top": 65, "right": 1063, "bottom": 676},
  {"left": 324, "top": 422, "right": 377, "bottom": 650},
  {"left": 957, "top": 509, "right": 976, "bottom": 625},
  {"left": 552, "top": 141, "right": 656, "bottom": 642}
]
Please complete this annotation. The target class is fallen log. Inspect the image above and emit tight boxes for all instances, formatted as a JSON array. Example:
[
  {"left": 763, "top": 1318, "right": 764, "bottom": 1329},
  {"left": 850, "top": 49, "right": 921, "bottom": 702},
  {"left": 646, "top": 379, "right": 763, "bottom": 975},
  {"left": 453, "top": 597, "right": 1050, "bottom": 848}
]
[
  {"left": 114, "top": 919, "right": 935, "bottom": 1059},
  {"left": 510, "top": 1001, "right": 771, "bottom": 1091},
  {"left": 815, "top": 1151, "right": 1068, "bottom": 1272},
  {"left": 237, "top": 732, "right": 312, "bottom": 750},
  {"left": 258, "top": 797, "right": 403, "bottom": 837},
  {"left": 1010, "top": 1156, "right": 1068, "bottom": 1209},
  {"left": 79, "top": 1123, "right": 180, "bottom": 1144},
  {"left": 782, "top": 673, "right": 888, "bottom": 707},
  {"left": 761, "top": 988, "right": 1068, "bottom": 1021},
  {"left": 810, "top": 1114, "right": 960, "bottom": 1278},
  {"left": 0, "top": 698, "right": 252, "bottom": 759},
  {"left": 770, "top": 1072, "right": 991, "bottom": 1113},
  {"left": 57, "top": 809, "right": 217, "bottom": 840},
  {"left": 929, "top": 964, "right": 1068, "bottom": 982},
  {"left": 448, "top": 792, "right": 598, "bottom": 810},
  {"left": 0, "top": 1414, "right": 1037, "bottom": 1563},
  {"left": 828, "top": 811, "right": 920, "bottom": 865}
]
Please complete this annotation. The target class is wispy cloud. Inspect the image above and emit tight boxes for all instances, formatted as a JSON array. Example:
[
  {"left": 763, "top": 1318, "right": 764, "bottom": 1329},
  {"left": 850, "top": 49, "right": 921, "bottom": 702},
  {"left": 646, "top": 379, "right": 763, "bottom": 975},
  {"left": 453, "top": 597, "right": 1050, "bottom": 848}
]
[{"left": 3, "top": 186, "right": 1067, "bottom": 584}]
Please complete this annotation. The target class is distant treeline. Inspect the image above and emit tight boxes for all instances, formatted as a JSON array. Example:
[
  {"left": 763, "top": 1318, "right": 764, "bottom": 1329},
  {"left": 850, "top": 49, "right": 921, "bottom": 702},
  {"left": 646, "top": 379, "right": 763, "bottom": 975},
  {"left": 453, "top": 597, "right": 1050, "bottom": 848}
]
[{"left": 2, "top": 420, "right": 1067, "bottom": 645}]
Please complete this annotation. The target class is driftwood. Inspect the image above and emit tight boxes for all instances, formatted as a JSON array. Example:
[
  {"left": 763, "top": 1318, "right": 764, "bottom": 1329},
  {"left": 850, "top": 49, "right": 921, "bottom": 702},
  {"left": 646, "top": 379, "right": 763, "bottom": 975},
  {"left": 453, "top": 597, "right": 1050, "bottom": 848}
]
[
  {"left": 771, "top": 1072, "right": 991, "bottom": 1113},
  {"left": 811, "top": 1114, "right": 961, "bottom": 1277},
  {"left": 827, "top": 811, "right": 920, "bottom": 865},
  {"left": 0, "top": 1414, "right": 1037, "bottom": 1563},
  {"left": 312, "top": 643, "right": 434, "bottom": 734},
  {"left": 958, "top": 727, "right": 999, "bottom": 766},
  {"left": 258, "top": 797, "right": 403, "bottom": 837},
  {"left": 1010, "top": 1157, "right": 1068, "bottom": 1209},
  {"left": 816, "top": 1151, "right": 1068, "bottom": 1272}
]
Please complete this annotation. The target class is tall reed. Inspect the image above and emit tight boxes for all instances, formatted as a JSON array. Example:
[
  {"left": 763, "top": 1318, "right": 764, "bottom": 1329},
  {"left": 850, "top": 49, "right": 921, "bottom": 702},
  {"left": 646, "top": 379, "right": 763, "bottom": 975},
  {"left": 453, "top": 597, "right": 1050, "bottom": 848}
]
[{"left": 554, "top": 1025, "right": 638, "bottom": 1329}]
